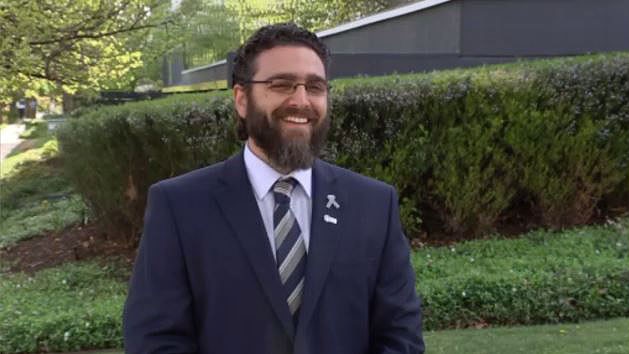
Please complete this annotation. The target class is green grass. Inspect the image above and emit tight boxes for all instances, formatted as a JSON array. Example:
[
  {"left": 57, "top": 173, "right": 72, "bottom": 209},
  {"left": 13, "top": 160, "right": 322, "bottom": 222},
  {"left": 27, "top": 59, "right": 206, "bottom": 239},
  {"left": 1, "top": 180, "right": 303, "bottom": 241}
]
[
  {"left": 0, "top": 134, "right": 87, "bottom": 247},
  {"left": 424, "top": 317, "right": 629, "bottom": 354},
  {"left": 79, "top": 317, "right": 629, "bottom": 354},
  {"left": 19, "top": 119, "right": 48, "bottom": 139},
  {"left": 1, "top": 134, "right": 58, "bottom": 176}
]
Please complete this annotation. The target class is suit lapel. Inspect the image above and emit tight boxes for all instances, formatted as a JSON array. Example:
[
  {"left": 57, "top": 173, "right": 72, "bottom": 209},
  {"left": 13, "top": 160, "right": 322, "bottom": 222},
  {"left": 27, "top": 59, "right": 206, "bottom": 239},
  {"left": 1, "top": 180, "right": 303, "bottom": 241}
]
[
  {"left": 297, "top": 159, "right": 346, "bottom": 334},
  {"left": 214, "top": 152, "right": 295, "bottom": 340}
]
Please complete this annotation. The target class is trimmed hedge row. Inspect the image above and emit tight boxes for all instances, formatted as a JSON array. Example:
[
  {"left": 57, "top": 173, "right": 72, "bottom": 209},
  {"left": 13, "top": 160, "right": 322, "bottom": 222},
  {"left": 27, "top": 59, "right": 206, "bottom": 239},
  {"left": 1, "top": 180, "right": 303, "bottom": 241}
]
[
  {"left": 1, "top": 220, "right": 627, "bottom": 353},
  {"left": 57, "top": 53, "right": 629, "bottom": 241},
  {"left": 0, "top": 263, "right": 127, "bottom": 353},
  {"left": 415, "top": 219, "right": 629, "bottom": 329}
]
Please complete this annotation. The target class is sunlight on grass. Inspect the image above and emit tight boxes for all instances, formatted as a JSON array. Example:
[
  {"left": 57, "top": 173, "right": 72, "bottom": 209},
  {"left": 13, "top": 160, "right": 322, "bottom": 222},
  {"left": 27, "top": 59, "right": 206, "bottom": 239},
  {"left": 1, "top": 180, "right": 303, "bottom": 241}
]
[
  {"left": 425, "top": 317, "right": 629, "bottom": 354},
  {"left": 0, "top": 134, "right": 87, "bottom": 247},
  {"left": 1, "top": 135, "right": 57, "bottom": 178}
]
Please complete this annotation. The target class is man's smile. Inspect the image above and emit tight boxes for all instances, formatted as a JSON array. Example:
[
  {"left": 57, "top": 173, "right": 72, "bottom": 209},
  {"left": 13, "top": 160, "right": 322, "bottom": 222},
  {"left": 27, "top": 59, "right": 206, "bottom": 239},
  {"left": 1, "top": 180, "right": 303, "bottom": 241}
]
[{"left": 281, "top": 116, "right": 311, "bottom": 124}]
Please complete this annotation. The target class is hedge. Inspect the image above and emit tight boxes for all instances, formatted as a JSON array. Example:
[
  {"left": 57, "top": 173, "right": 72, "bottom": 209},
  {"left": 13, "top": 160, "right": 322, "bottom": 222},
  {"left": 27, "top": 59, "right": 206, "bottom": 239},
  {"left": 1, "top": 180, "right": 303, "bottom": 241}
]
[
  {"left": 415, "top": 218, "right": 629, "bottom": 329},
  {"left": 0, "top": 262, "right": 127, "bottom": 353},
  {"left": 1, "top": 220, "right": 627, "bottom": 353},
  {"left": 57, "top": 53, "right": 629, "bottom": 241}
]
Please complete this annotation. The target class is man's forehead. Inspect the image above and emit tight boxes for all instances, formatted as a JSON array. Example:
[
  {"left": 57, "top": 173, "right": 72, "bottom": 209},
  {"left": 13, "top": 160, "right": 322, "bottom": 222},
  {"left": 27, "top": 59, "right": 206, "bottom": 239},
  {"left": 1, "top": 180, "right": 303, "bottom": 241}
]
[{"left": 252, "top": 45, "right": 326, "bottom": 78}]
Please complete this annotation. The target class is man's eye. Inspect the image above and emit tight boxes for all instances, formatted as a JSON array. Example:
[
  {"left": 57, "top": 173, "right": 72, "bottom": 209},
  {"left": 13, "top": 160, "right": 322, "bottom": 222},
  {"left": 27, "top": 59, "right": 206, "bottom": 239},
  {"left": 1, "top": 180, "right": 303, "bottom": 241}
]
[
  {"left": 306, "top": 82, "right": 327, "bottom": 94},
  {"left": 269, "top": 80, "right": 294, "bottom": 91}
]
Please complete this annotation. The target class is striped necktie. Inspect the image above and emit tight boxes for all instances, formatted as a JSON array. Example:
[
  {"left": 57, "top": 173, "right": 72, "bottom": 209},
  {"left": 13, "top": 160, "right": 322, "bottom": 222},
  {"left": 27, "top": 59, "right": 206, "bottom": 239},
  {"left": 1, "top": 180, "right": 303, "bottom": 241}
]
[{"left": 273, "top": 177, "right": 307, "bottom": 325}]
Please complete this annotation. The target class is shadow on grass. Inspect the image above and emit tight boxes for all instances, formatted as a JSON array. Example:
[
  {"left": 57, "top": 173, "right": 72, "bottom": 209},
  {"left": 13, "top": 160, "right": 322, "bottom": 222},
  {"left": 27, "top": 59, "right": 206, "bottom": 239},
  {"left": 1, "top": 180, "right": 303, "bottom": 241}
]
[{"left": 5, "top": 134, "right": 52, "bottom": 159}]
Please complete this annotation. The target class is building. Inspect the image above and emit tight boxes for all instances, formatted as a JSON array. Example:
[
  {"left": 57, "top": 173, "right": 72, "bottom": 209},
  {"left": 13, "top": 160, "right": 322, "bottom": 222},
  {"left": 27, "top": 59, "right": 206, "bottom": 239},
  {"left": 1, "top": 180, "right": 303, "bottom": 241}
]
[{"left": 162, "top": 0, "right": 629, "bottom": 92}]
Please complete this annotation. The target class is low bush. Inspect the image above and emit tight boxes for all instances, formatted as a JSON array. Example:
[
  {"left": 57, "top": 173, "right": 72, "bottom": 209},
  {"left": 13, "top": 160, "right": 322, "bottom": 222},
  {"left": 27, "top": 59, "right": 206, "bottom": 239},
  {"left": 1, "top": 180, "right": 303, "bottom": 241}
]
[
  {"left": 0, "top": 262, "right": 127, "bottom": 353},
  {"left": 414, "top": 218, "right": 629, "bottom": 330},
  {"left": 1, "top": 221, "right": 627, "bottom": 352},
  {"left": 57, "top": 93, "right": 237, "bottom": 240},
  {"left": 57, "top": 53, "right": 629, "bottom": 241}
]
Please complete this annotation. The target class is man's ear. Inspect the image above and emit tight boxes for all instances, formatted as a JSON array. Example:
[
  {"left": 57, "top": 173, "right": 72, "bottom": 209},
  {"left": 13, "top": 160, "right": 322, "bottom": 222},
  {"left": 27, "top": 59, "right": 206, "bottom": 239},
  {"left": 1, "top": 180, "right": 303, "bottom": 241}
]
[{"left": 233, "top": 84, "right": 248, "bottom": 119}]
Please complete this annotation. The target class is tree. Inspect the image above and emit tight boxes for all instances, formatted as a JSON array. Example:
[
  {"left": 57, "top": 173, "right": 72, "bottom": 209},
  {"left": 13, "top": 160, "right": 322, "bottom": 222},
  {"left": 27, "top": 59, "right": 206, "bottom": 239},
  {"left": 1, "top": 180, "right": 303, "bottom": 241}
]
[
  {"left": 0, "top": 0, "right": 174, "bottom": 104},
  {"left": 226, "top": 0, "right": 415, "bottom": 43}
]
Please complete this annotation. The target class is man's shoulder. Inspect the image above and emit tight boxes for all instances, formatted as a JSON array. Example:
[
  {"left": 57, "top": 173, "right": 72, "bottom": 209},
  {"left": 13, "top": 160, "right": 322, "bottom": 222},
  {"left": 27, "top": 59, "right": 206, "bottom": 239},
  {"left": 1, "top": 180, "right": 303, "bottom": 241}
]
[
  {"left": 316, "top": 159, "right": 394, "bottom": 193},
  {"left": 151, "top": 159, "right": 227, "bottom": 195}
]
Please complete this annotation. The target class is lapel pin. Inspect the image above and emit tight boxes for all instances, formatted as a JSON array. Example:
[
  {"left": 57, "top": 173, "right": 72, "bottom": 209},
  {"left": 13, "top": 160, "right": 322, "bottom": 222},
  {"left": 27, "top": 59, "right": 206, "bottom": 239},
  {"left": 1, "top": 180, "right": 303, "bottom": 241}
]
[
  {"left": 326, "top": 194, "right": 340, "bottom": 209},
  {"left": 324, "top": 214, "right": 338, "bottom": 224}
]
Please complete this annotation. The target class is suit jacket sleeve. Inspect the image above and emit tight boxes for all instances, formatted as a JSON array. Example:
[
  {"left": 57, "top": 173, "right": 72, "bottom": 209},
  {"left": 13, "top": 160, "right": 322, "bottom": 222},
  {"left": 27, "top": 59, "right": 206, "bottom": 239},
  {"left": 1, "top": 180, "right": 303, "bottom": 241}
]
[
  {"left": 370, "top": 187, "right": 425, "bottom": 354},
  {"left": 123, "top": 183, "right": 198, "bottom": 353}
]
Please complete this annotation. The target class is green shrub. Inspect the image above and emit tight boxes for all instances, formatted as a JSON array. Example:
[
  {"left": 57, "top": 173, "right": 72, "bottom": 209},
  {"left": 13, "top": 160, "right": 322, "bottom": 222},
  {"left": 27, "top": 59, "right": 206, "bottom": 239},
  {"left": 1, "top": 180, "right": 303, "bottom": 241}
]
[
  {"left": 414, "top": 218, "right": 629, "bottom": 330},
  {"left": 57, "top": 53, "right": 629, "bottom": 241},
  {"left": 0, "top": 221, "right": 626, "bottom": 352},
  {"left": 0, "top": 262, "right": 127, "bottom": 353},
  {"left": 57, "top": 93, "right": 239, "bottom": 240}
]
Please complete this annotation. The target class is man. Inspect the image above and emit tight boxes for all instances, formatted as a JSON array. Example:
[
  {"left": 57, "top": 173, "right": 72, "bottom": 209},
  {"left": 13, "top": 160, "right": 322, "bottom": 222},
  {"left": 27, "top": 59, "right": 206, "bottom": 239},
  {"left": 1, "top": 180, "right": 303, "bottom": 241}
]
[{"left": 123, "top": 23, "right": 424, "bottom": 354}]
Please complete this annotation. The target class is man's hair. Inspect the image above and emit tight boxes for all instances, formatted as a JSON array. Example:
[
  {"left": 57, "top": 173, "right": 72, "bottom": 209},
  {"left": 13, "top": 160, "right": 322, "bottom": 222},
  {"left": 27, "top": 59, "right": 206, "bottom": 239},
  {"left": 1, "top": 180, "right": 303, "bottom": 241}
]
[{"left": 231, "top": 22, "right": 330, "bottom": 86}]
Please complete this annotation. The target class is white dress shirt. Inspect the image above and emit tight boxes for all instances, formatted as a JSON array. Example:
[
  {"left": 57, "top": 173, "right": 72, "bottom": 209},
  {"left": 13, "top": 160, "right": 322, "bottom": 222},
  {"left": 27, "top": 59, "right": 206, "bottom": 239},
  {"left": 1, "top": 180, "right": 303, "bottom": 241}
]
[{"left": 243, "top": 143, "right": 312, "bottom": 260}]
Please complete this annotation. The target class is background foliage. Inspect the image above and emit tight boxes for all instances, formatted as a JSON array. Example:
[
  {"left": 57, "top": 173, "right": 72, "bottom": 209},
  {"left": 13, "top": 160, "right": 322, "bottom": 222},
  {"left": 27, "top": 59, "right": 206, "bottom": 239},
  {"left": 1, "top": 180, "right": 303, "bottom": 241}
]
[
  {"left": 57, "top": 53, "right": 629, "bottom": 242},
  {"left": 1, "top": 220, "right": 627, "bottom": 353},
  {"left": 0, "top": 0, "right": 176, "bottom": 102}
]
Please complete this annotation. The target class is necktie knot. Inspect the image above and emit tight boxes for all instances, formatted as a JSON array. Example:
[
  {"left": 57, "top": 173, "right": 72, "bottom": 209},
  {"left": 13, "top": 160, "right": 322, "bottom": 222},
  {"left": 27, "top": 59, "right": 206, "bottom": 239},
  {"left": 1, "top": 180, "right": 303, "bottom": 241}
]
[{"left": 273, "top": 177, "right": 296, "bottom": 205}]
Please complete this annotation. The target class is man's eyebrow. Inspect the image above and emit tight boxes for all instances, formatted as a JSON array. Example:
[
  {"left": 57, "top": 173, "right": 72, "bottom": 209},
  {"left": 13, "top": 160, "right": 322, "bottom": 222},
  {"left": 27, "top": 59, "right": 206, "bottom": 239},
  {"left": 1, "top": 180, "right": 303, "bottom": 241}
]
[{"left": 264, "top": 73, "right": 327, "bottom": 81}]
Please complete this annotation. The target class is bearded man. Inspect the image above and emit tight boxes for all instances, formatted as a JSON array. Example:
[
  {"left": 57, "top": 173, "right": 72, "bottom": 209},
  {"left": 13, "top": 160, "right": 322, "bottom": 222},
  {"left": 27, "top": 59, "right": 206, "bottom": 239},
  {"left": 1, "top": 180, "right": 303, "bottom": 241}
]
[{"left": 123, "top": 23, "right": 424, "bottom": 354}]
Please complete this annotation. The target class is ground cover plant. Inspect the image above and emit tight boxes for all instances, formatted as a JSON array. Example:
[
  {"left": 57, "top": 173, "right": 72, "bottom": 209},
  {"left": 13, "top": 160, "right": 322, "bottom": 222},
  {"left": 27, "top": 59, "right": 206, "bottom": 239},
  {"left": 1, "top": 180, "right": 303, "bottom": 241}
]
[
  {"left": 57, "top": 53, "right": 629, "bottom": 244},
  {"left": 414, "top": 218, "right": 629, "bottom": 330},
  {"left": 0, "top": 262, "right": 127, "bottom": 353},
  {"left": 1, "top": 220, "right": 626, "bottom": 353},
  {"left": 0, "top": 132, "right": 87, "bottom": 247}
]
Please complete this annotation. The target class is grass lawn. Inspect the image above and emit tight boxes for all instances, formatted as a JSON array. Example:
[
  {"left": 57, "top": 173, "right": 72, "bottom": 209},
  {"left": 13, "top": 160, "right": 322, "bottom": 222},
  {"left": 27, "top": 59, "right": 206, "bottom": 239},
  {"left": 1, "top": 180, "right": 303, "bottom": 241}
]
[
  {"left": 424, "top": 317, "right": 629, "bottom": 354},
  {"left": 64, "top": 317, "right": 628, "bottom": 354}
]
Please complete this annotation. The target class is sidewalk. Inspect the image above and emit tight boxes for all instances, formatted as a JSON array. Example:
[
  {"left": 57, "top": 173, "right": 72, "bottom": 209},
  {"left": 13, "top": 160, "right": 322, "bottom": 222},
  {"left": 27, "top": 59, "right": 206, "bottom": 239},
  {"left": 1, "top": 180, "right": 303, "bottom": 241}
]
[{"left": 0, "top": 123, "right": 25, "bottom": 161}]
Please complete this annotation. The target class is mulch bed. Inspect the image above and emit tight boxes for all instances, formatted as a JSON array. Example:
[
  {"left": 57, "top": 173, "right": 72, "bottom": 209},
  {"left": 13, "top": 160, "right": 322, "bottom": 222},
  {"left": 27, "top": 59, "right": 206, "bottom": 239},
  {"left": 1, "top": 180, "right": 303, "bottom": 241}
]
[{"left": 0, "top": 223, "right": 136, "bottom": 274}]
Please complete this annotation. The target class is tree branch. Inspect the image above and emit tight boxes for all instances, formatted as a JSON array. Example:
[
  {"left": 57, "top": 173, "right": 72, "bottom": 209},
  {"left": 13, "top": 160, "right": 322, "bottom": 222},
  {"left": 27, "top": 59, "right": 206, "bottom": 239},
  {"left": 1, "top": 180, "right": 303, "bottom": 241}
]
[{"left": 29, "top": 19, "right": 169, "bottom": 46}]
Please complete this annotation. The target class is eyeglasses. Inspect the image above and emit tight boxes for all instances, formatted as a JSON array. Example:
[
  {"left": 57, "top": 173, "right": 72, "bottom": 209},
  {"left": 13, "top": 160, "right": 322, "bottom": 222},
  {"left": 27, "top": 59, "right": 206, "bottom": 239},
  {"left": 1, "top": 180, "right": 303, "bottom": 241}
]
[{"left": 244, "top": 78, "right": 330, "bottom": 96}]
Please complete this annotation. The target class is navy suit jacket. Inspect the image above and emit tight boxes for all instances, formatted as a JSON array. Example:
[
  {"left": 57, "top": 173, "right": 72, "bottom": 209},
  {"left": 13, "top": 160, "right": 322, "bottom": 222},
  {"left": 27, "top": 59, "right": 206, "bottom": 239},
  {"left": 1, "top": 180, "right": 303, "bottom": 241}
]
[{"left": 123, "top": 152, "right": 424, "bottom": 354}]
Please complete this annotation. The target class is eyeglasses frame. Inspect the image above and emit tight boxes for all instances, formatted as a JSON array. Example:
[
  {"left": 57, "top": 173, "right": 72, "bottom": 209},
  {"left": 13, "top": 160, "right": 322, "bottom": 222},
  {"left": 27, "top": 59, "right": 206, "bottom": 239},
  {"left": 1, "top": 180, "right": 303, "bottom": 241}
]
[{"left": 242, "top": 79, "right": 331, "bottom": 96}]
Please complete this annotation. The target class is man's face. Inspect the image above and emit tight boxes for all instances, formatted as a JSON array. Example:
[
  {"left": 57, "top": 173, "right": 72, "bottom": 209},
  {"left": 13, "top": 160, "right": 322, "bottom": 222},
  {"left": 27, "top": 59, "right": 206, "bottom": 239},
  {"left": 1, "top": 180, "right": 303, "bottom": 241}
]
[{"left": 234, "top": 45, "right": 329, "bottom": 173}]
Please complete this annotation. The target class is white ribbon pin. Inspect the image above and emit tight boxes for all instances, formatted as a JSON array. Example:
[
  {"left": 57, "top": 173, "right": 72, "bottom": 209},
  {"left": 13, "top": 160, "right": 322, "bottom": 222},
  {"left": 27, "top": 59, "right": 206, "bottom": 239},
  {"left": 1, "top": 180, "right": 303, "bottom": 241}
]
[
  {"left": 324, "top": 214, "right": 338, "bottom": 224},
  {"left": 326, "top": 194, "right": 340, "bottom": 209}
]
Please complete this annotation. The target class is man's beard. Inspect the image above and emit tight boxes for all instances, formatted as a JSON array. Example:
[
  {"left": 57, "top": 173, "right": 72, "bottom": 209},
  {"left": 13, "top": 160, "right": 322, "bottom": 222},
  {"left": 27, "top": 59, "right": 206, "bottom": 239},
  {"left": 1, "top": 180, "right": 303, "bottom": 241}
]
[{"left": 245, "top": 98, "right": 329, "bottom": 173}]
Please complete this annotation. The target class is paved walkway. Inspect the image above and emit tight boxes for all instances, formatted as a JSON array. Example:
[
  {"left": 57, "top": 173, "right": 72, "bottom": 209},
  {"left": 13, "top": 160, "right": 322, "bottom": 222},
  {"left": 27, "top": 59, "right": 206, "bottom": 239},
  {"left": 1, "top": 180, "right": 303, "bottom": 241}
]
[{"left": 0, "top": 123, "right": 25, "bottom": 161}]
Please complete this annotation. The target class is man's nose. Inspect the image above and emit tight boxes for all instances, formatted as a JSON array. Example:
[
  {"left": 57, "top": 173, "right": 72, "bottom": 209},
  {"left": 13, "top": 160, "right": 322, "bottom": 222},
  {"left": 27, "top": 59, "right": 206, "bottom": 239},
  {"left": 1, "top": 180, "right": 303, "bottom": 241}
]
[{"left": 286, "top": 85, "right": 310, "bottom": 107}]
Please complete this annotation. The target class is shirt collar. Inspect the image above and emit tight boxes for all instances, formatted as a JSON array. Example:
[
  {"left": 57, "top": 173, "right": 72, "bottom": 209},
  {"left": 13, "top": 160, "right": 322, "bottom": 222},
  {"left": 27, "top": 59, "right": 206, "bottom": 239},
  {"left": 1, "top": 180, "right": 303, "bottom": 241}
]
[{"left": 244, "top": 142, "right": 312, "bottom": 200}]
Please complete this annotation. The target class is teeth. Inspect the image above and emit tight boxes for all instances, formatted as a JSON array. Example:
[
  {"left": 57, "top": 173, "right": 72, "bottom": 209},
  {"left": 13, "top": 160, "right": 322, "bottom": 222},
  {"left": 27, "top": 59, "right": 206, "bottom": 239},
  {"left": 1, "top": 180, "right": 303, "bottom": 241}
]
[{"left": 283, "top": 116, "right": 308, "bottom": 124}]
